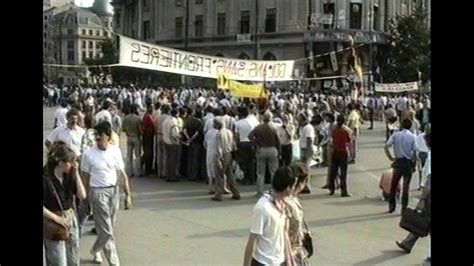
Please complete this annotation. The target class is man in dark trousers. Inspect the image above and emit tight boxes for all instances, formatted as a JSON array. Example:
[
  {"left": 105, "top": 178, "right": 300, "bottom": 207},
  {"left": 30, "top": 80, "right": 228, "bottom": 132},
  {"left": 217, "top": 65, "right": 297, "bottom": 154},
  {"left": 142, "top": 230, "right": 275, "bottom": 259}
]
[
  {"left": 142, "top": 104, "right": 155, "bottom": 176},
  {"left": 384, "top": 119, "right": 417, "bottom": 213},
  {"left": 329, "top": 114, "right": 353, "bottom": 197}
]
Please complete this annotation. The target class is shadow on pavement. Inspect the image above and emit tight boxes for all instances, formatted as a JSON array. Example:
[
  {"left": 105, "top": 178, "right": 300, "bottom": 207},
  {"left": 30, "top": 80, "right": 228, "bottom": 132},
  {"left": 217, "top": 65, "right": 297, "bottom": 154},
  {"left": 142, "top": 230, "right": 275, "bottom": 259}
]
[
  {"left": 323, "top": 197, "right": 387, "bottom": 207},
  {"left": 308, "top": 212, "right": 395, "bottom": 228},
  {"left": 352, "top": 250, "right": 407, "bottom": 265}
]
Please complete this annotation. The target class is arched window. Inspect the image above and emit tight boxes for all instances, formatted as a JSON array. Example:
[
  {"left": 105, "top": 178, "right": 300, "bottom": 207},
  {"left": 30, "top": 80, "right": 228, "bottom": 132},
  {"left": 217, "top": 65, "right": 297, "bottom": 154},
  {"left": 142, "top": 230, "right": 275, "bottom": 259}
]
[
  {"left": 238, "top": 52, "right": 250, "bottom": 59},
  {"left": 263, "top": 52, "right": 277, "bottom": 60}
]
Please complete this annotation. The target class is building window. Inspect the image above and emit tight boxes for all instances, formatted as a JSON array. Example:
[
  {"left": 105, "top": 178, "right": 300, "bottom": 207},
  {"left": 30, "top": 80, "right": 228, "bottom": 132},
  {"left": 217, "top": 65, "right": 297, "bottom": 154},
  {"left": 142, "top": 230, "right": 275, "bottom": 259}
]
[
  {"left": 104, "top": 30, "right": 109, "bottom": 37},
  {"left": 82, "top": 29, "right": 86, "bottom": 35},
  {"left": 196, "top": 0, "right": 203, "bottom": 4},
  {"left": 373, "top": 5, "right": 380, "bottom": 31},
  {"left": 82, "top": 41, "right": 86, "bottom": 48},
  {"left": 217, "top": 13, "right": 226, "bottom": 35},
  {"left": 89, "top": 29, "right": 93, "bottom": 35},
  {"left": 44, "top": 33, "right": 47, "bottom": 39},
  {"left": 195, "top": 15, "right": 203, "bottom": 37},
  {"left": 96, "top": 30, "right": 100, "bottom": 36},
  {"left": 89, "top": 41, "right": 93, "bottom": 49},
  {"left": 67, "top": 51, "right": 75, "bottom": 61},
  {"left": 350, "top": 3, "right": 362, "bottom": 29},
  {"left": 265, "top": 8, "right": 277, "bottom": 33},
  {"left": 44, "top": 16, "right": 48, "bottom": 20},
  {"left": 85, "top": 18, "right": 89, "bottom": 24},
  {"left": 175, "top": 17, "right": 183, "bottom": 38},
  {"left": 89, "top": 51, "right": 93, "bottom": 58},
  {"left": 240, "top": 10, "right": 250, "bottom": 34},
  {"left": 67, "top": 41, "right": 74, "bottom": 49},
  {"left": 67, "top": 29, "right": 74, "bottom": 35},
  {"left": 82, "top": 51, "right": 86, "bottom": 59},
  {"left": 143, "top": 0, "right": 149, "bottom": 8},
  {"left": 116, "top": 13, "right": 121, "bottom": 26},
  {"left": 175, "top": 0, "right": 182, "bottom": 6},
  {"left": 96, "top": 42, "right": 101, "bottom": 49},
  {"left": 143, "top": 20, "right": 150, "bottom": 39},
  {"left": 323, "top": 3, "right": 335, "bottom": 29},
  {"left": 44, "top": 24, "right": 47, "bottom": 29},
  {"left": 44, "top": 42, "right": 47, "bottom": 49}
]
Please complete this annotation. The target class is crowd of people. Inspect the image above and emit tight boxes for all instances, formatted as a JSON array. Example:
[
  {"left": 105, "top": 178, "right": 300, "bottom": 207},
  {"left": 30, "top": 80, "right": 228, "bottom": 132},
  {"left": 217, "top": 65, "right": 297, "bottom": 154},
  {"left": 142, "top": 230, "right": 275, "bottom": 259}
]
[{"left": 43, "top": 83, "right": 432, "bottom": 265}]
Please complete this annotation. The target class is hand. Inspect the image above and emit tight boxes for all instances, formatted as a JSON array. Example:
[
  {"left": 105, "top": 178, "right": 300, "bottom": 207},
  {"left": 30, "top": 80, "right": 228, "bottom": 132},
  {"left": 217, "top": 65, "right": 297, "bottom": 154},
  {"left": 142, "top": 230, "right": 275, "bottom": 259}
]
[
  {"left": 71, "top": 161, "right": 79, "bottom": 172},
  {"left": 124, "top": 194, "right": 132, "bottom": 210},
  {"left": 54, "top": 215, "right": 71, "bottom": 230}
]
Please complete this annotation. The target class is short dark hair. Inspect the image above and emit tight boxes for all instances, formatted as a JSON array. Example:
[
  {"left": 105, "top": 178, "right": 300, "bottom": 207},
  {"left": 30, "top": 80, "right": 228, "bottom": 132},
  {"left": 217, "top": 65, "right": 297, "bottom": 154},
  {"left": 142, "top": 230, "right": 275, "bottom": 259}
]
[
  {"left": 238, "top": 106, "right": 249, "bottom": 117},
  {"left": 161, "top": 104, "right": 171, "bottom": 114},
  {"left": 170, "top": 108, "right": 178, "bottom": 117},
  {"left": 94, "top": 121, "right": 112, "bottom": 138},
  {"left": 337, "top": 114, "right": 345, "bottom": 126},
  {"left": 272, "top": 167, "right": 296, "bottom": 192},
  {"left": 66, "top": 108, "right": 80, "bottom": 119},
  {"left": 194, "top": 109, "right": 203, "bottom": 119},
  {"left": 102, "top": 101, "right": 112, "bottom": 110},
  {"left": 60, "top": 101, "right": 68, "bottom": 108},
  {"left": 401, "top": 119, "right": 412, "bottom": 130}
]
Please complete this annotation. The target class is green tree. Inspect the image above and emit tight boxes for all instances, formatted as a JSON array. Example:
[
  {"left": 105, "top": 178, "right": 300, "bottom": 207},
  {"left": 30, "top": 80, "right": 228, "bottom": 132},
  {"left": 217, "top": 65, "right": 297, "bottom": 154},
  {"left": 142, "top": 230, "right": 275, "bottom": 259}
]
[
  {"left": 383, "top": 6, "right": 430, "bottom": 83},
  {"left": 84, "top": 38, "right": 118, "bottom": 84}
]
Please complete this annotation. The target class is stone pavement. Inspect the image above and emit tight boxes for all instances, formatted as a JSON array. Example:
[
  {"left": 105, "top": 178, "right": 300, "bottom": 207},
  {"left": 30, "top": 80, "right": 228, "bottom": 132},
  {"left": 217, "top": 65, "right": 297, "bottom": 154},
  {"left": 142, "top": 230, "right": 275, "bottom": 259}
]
[{"left": 43, "top": 107, "right": 430, "bottom": 265}]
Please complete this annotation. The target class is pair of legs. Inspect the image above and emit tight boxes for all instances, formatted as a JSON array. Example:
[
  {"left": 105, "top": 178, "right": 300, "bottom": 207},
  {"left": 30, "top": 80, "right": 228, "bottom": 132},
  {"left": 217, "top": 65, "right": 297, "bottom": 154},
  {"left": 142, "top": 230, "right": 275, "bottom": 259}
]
[
  {"left": 256, "top": 147, "right": 279, "bottom": 197},
  {"left": 212, "top": 153, "right": 241, "bottom": 200},
  {"left": 389, "top": 159, "right": 413, "bottom": 213},
  {"left": 44, "top": 210, "right": 80, "bottom": 266},
  {"left": 126, "top": 136, "right": 141, "bottom": 177},
  {"left": 329, "top": 152, "right": 350, "bottom": 196},
  {"left": 237, "top": 142, "right": 256, "bottom": 185}
]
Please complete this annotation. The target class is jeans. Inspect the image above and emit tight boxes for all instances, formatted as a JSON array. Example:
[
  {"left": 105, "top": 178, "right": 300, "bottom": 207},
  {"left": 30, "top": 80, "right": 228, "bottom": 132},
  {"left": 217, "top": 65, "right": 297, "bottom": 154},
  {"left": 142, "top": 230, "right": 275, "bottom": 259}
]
[
  {"left": 44, "top": 209, "right": 80, "bottom": 266},
  {"left": 390, "top": 159, "right": 414, "bottom": 211},
  {"left": 329, "top": 152, "right": 349, "bottom": 194},
  {"left": 256, "top": 147, "right": 279, "bottom": 196},
  {"left": 126, "top": 136, "right": 141, "bottom": 177}
]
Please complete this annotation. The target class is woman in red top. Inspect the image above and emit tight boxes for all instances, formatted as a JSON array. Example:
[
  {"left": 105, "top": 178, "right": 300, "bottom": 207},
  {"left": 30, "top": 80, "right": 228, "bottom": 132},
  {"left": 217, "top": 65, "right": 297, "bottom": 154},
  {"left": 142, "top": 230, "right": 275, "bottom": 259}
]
[
  {"left": 142, "top": 104, "right": 156, "bottom": 176},
  {"left": 329, "top": 114, "right": 353, "bottom": 197}
]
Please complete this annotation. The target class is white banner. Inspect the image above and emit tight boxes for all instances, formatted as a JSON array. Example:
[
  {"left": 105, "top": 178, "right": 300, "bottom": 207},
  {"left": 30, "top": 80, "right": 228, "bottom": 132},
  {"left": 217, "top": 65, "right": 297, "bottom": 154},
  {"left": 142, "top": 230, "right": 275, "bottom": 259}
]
[
  {"left": 374, "top": 82, "right": 419, "bottom": 93},
  {"left": 118, "top": 35, "right": 295, "bottom": 81}
]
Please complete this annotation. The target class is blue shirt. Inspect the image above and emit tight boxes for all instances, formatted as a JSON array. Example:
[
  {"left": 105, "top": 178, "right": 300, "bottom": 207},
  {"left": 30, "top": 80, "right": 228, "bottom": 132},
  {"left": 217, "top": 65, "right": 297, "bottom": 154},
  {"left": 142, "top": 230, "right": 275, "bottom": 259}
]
[{"left": 387, "top": 129, "right": 417, "bottom": 160}]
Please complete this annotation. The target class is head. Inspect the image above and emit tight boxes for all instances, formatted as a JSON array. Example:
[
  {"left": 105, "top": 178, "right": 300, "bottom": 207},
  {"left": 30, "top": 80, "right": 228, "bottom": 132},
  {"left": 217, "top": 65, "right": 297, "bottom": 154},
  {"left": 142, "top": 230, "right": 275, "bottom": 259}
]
[
  {"left": 299, "top": 114, "right": 308, "bottom": 125},
  {"left": 46, "top": 145, "right": 77, "bottom": 176},
  {"left": 262, "top": 111, "right": 272, "bottom": 123},
  {"left": 66, "top": 109, "right": 80, "bottom": 128},
  {"left": 161, "top": 104, "right": 171, "bottom": 114},
  {"left": 102, "top": 100, "right": 112, "bottom": 111},
  {"left": 154, "top": 102, "right": 161, "bottom": 111},
  {"left": 213, "top": 117, "right": 224, "bottom": 130},
  {"left": 238, "top": 106, "right": 249, "bottom": 119},
  {"left": 170, "top": 108, "right": 178, "bottom": 118},
  {"left": 60, "top": 101, "right": 68, "bottom": 108},
  {"left": 272, "top": 166, "right": 297, "bottom": 196},
  {"left": 195, "top": 109, "right": 203, "bottom": 119},
  {"left": 289, "top": 163, "right": 310, "bottom": 195},
  {"left": 336, "top": 114, "right": 345, "bottom": 126},
  {"left": 130, "top": 104, "right": 139, "bottom": 115},
  {"left": 94, "top": 121, "right": 113, "bottom": 150},
  {"left": 401, "top": 119, "right": 412, "bottom": 130}
]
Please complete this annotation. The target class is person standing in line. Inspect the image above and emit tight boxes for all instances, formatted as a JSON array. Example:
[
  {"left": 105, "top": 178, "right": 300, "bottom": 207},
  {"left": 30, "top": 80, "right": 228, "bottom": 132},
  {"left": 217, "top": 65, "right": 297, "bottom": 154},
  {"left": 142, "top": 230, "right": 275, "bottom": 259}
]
[
  {"left": 243, "top": 166, "right": 294, "bottom": 266},
  {"left": 122, "top": 104, "right": 143, "bottom": 178},
  {"left": 248, "top": 112, "right": 281, "bottom": 198},
  {"left": 184, "top": 109, "right": 206, "bottom": 181},
  {"left": 156, "top": 104, "right": 171, "bottom": 179},
  {"left": 81, "top": 121, "right": 132, "bottom": 265},
  {"left": 161, "top": 108, "right": 181, "bottom": 182},
  {"left": 329, "top": 114, "right": 353, "bottom": 197},
  {"left": 346, "top": 103, "right": 360, "bottom": 164},
  {"left": 366, "top": 95, "right": 376, "bottom": 130},
  {"left": 234, "top": 106, "right": 258, "bottom": 185},
  {"left": 276, "top": 114, "right": 295, "bottom": 167},
  {"left": 204, "top": 118, "right": 219, "bottom": 194},
  {"left": 298, "top": 114, "right": 315, "bottom": 194},
  {"left": 384, "top": 119, "right": 418, "bottom": 213},
  {"left": 152, "top": 102, "right": 161, "bottom": 174},
  {"left": 142, "top": 104, "right": 155, "bottom": 176},
  {"left": 384, "top": 104, "right": 398, "bottom": 141},
  {"left": 95, "top": 101, "right": 113, "bottom": 124},
  {"left": 415, "top": 124, "right": 430, "bottom": 190},
  {"left": 46, "top": 109, "right": 85, "bottom": 159},
  {"left": 210, "top": 118, "right": 241, "bottom": 201}
]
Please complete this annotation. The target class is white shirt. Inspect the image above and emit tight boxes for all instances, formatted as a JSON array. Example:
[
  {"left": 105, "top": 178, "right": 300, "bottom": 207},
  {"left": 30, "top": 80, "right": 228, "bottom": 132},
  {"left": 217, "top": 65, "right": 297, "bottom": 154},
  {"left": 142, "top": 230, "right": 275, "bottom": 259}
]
[
  {"left": 81, "top": 144, "right": 124, "bottom": 188},
  {"left": 47, "top": 125, "right": 85, "bottom": 156},
  {"left": 162, "top": 117, "right": 180, "bottom": 145},
  {"left": 54, "top": 107, "right": 69, "bottom": 127},
  {"left": 396, "top": 97, "right": 408, "bottom": 111},
  {"left": 299, "top": 124, "right": 315, "bottom": 149},
  {"left": 196, "top": 96, "right": 206, "bottom": 107},
  {"left": 235, "top": 117, "right": 256, "bottom": 142},
  {"left": 250, "top": 194, "right": 287, "bottom": 265},
  {"left": 95, "top": 110, "right": 112, "bottom": 124},
  {"left": 416, "top": 132, "right": 429, "bottom": 153}
]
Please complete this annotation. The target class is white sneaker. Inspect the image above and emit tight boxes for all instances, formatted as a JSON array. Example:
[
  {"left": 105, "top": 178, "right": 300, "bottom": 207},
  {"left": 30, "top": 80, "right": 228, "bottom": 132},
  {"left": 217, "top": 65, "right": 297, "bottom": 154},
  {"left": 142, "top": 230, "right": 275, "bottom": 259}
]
[{"left": 91, "top": 249, "right": 103, "bottom": 263}]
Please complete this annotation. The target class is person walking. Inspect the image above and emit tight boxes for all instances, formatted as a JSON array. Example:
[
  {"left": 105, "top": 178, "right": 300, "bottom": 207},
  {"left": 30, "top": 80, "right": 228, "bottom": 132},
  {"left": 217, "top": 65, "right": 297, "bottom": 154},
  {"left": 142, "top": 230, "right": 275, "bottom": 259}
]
[
  {"left": 329, "top": 114, "right": 353, "bottom": 197},
  {"left": 142, "top": 104, "right": 155, "bottom": 176},
  {"left": 122, "top": 104, "right": 142, "bottom": 178}
]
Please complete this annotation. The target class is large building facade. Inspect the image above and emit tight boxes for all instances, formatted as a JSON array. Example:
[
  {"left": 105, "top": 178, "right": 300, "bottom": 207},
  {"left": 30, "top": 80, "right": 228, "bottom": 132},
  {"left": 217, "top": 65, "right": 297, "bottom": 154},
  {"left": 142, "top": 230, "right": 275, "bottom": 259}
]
[
  {"left": 111, "top": 0, "right": 430, "bottom": 87},
  {"left": 43, "top": 0, "right": 113, "bottom": 85}
]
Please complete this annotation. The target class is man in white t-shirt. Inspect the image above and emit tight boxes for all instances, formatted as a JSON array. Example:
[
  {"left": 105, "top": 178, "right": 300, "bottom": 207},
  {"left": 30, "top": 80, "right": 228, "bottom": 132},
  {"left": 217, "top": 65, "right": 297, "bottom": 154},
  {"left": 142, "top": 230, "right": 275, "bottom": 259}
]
[
  {"left": 234, "top": 106, "right": 258, "bottom": 185},
  {"left": 46, "top": 109, "right": 85, "bottom": 158},
  {"left": 299, "top": 114, "right": 315, "bottom": 193},
  {"left": 81, "top": 121, "right": 131, "bottom": 265},
  {"left": 95, "top": 101, "right": 113, "bottom": 124},
  {"left": 243, "top": 167, "right": 293, "bottom": 266},
  {"left": 54, "top": 101, "right": 69, "bottom": 128}
]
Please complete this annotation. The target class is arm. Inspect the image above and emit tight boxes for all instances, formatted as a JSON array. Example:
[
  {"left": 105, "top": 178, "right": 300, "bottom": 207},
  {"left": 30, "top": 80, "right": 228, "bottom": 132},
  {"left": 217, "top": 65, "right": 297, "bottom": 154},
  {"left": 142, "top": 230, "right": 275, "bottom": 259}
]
[
  {"left": 43, "top": 206, "right": 70, "bottom": 229},
  {"left": 243, "top": 233, "right": 259, "bottom": 266},
  {"left": 384, "top": 145, "right": 394, "bottom": 162},
  {"left": 72, "top": 161, "right": 86, "bottom": 200},
  {"left": 284, "top": 219, "right": 294, "bottom": 266}
]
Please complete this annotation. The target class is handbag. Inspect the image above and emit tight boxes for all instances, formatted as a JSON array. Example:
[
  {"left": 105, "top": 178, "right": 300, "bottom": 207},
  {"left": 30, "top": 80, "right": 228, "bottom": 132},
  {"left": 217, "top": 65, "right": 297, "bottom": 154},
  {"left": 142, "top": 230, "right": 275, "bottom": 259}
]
[
  {"left": 43, "top": 175, "right": 70, "bottom": 241},
  {"left": 399, "top": 206, "right": 430, "bottom": 237},
  {"left": 302, "top": 219, "right": 314, "bottom": 257}
]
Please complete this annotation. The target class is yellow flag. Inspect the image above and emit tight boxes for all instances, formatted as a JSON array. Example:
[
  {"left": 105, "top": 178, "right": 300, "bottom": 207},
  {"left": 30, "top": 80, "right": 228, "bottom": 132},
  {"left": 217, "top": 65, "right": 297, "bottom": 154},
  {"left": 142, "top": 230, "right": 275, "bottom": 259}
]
[{"left": 216, "top": 73, "right": 266, "bottom": 98}]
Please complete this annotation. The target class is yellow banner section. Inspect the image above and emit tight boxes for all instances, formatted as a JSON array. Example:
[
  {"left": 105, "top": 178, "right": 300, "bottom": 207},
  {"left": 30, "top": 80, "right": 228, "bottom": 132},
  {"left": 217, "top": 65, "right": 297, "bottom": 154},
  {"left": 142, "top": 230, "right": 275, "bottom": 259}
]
[{"left": 217, "top": 74, "right": 267, "bottom": 99}]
